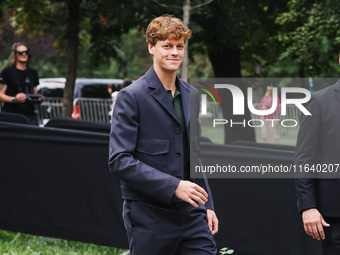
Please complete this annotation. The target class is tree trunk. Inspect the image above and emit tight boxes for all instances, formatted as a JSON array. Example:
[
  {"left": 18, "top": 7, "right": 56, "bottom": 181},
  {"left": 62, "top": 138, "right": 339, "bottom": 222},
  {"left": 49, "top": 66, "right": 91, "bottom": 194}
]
[
  {"left": 181, "top": 0, "right": 190, "bottom": 82},
  {"left": 208, "top": 47, "right": 256, "bottom": 144},
  {"left": 62, "top": 0, "right": 81, "bottom": 118}
]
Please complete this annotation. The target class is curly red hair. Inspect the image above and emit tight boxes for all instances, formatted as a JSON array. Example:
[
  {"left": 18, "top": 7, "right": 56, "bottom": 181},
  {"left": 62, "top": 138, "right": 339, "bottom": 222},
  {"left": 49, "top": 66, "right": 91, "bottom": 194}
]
[{"left": 146, "top": 15, "right": 192, "bottom": 45}]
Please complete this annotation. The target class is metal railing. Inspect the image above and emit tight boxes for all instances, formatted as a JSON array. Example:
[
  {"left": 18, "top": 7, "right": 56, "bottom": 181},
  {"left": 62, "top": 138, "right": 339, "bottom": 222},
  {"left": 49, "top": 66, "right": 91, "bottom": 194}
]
[
  {"left": 37, "top": 97, "right": 63, "bottom": 124},
  {"left": 73, "top": 98, "right": 112, "bottom": 124},
  {"left": 35, "top": 97, "right": 113, "bottom": 124}
]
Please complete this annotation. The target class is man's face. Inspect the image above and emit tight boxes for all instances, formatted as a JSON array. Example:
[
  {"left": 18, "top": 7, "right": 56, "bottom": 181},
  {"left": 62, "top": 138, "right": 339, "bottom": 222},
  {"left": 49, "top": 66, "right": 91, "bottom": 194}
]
[
  {"left": 148, "top": 38, "right": 185, "bottom": 73},
  {"left": 15, "top": 45, "right": 29, "bottom": 64}
]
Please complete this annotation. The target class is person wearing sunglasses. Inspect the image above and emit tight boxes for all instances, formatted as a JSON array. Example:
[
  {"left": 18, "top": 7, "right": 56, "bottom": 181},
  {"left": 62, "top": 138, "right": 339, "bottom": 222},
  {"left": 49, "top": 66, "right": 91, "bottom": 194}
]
[{"left": 0, "top": 42, "right": 41, "bottom": 125}]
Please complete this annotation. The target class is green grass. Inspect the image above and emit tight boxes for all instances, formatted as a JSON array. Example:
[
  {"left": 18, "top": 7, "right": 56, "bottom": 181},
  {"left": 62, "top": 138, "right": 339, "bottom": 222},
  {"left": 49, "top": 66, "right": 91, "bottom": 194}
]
[{"left": 0, "top": 230, "right": 129, "bottom": 255}]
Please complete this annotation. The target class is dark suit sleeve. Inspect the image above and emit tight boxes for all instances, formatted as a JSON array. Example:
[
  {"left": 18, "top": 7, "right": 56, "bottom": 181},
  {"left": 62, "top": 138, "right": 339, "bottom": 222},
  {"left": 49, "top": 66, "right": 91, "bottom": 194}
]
[
  {"left": 108, "top": 89, "right": 180, "bottom": 205},
  {"left": 294, "top": 94, "right": 321, "bottom": 213}
]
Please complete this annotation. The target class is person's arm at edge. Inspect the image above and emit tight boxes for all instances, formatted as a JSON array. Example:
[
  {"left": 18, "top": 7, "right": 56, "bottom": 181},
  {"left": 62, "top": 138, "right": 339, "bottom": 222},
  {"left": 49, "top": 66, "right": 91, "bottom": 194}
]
[{"left": 294, "top": 94, "right": 329, "bottom": 240}]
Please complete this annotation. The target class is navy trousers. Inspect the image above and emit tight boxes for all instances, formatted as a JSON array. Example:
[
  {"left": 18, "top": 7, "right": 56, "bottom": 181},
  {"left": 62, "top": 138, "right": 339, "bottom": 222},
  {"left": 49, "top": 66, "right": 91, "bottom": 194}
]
[
  {"left": 322, "top": 217, "right": 340, "bottom": 255},
  {"left": 123, "top": 199, "right": 217, "bottom": 255}
]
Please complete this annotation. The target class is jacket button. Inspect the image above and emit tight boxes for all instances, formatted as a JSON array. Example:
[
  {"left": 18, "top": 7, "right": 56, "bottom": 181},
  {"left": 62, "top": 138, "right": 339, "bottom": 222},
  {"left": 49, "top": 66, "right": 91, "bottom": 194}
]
[
  {"left": 175, "top": 128, "right": 180, "bottom": 134},
  {"left": 176, "top": 152, "right": 181, "bottom": 157}
]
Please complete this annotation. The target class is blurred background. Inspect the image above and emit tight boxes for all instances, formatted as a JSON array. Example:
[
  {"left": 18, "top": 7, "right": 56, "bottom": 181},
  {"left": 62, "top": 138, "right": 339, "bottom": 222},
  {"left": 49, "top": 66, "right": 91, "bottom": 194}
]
[
  {"left": 1, "top": 1, "right": 339, "bottom": 254},
  {"left": 1, "top": 0, "right": 339, "bottom": 145},
  {"left": 1, "top": 0, "right": 339, "bottom": 81}
]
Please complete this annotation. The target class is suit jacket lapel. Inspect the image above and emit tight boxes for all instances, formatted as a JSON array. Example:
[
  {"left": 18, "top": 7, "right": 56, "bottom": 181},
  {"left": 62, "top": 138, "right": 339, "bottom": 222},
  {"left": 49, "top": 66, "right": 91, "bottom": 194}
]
[
  {"left": 146, "top": 66, "right": 179, "bottom": 123},
  {"left": 178, "top": 79, "right": 190, "bottom": 131}
]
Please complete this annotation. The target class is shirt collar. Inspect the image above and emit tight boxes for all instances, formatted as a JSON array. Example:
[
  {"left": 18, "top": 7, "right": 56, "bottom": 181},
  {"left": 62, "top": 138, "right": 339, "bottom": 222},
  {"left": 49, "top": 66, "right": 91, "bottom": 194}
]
[{"left": 167, "top": 80, "right": 181, "bottom": 98}]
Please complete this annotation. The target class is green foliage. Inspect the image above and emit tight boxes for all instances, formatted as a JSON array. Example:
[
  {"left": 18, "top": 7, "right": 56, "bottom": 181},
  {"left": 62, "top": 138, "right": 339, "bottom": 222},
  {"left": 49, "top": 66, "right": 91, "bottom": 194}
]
[
  {"left": 3, "top": 0, "right": 161, "bottom": 62},
  {"left": 0, "top": 230, "right": 129, "bottom": 255},
  {"left": 84, "top": 0, "right": 164, "bottom": 67},
  {"left": 76, "top": 28, "right": 152, "bottom": 79},
  {"left": 1, "top": 0, "right": 162, "bottom": 79},
  {"left": 188, "top": 53, "right": 214, "bottom": 78},
  {"left": 3, "top": 0, "right": 340, "bottom": 81},
  {"left": 4, "top": 1, "right": 63, "bottom": 36},
  {"left": 36, "top": 56, "right": 66, "bottom": 78},
  {"left": 275, "top": 0, "right": 340, "bottom": 77},
  {"left": 189, "top": 0, "right": 289, "bottom": 77}
]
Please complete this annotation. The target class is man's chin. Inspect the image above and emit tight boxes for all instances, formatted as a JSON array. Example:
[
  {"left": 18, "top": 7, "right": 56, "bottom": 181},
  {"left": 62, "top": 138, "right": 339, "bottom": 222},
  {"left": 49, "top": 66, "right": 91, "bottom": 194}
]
[
  {"left": 166, "top": 65, "right": 181, "bottom": 72},
  {"left": 164, "top": 68, "right": 180, "bottom": 73}
]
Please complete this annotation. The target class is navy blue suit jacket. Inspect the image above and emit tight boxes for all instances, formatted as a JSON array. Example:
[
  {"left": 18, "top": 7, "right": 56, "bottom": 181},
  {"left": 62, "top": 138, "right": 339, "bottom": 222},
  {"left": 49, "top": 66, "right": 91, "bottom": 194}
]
[
  {"left": 295, "top": 79, "right": 340, "bottom": 217},
  {"left": 109, "top": 66, "right": 214, "bottom": 210}
]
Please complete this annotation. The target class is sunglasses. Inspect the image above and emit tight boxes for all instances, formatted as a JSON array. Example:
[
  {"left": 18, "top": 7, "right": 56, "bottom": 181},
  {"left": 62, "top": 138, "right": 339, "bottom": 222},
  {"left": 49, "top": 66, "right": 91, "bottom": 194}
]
[{"left": 16, "top": 50, "right": 29, "bottom": 55}]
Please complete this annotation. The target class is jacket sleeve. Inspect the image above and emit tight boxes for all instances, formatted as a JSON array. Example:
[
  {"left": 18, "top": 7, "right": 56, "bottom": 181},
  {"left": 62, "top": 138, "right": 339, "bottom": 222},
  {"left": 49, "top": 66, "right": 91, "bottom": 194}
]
[
  {"left": 108, "top": 89, "right": 180, "bottom": 205},
  {"left": 294, "top": 94, "right": 321, "bottom": 213}
]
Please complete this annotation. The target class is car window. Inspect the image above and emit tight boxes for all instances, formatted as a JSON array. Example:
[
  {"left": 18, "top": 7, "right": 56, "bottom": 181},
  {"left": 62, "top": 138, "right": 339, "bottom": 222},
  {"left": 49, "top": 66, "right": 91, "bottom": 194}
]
[
  {"left": 38, "top": 87, "right": 64, "bottom": 97},
  {"left": 38, "top": 78, "right": 124, "bottom": 98},
  {"left": 80, "top": 84, "right": 112, "bottom": 98}
]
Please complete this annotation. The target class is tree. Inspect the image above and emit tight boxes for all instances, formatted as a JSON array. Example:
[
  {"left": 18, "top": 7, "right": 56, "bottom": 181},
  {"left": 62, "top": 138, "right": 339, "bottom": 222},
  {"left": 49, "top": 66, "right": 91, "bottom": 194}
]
[
  {"left": 62, "top": 0, "right": 81, "bottom": 118},
  {"left": 275, "top": 0, "right": 340, "bottom": 79},
  {"left": 3, "top": 0, "right": 82, "bottom": 117},
  {"left": 2, "top": 0, "right": 163, "bottom": 117},
  {"left": 3, "top": 0, "right": 302, "bottom": 145},
  {"left": 189, "top": 0, "right": 288, "bottom": 144}
]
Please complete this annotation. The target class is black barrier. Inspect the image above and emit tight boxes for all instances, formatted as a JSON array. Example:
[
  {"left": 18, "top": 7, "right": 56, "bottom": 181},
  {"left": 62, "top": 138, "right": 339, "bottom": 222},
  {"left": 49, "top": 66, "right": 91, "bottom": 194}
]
[
  {"left": 0, "top": 121, "right": 321, "bottom": 254},
  {"left": 0, "top": 112, "right": 32, "bottom": 125},
  {"left": 0, "top": 122, "right": 127, "bottom": 248},
  {"left": 45, "top": 117, "right": 111, "bottom": 134}
]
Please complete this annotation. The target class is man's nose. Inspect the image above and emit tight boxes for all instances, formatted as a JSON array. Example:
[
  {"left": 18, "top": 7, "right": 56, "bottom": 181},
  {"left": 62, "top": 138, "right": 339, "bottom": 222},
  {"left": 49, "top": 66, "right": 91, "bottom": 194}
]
[{"left": 171, "top": 47, "right": 179, "bottom": 55}]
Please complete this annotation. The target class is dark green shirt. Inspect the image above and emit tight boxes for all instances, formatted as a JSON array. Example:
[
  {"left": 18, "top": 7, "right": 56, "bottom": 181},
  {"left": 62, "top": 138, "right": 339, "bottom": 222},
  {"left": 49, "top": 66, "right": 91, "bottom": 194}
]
[{"left": 167, "top": 87, "right": 190, "bottom": 180}]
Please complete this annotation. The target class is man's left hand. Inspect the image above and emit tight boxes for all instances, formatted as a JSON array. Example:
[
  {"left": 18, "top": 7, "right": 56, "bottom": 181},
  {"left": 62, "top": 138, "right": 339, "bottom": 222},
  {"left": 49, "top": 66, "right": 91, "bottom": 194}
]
[{"left": 207, "top": 209, "right": 218, "bottom": 235}]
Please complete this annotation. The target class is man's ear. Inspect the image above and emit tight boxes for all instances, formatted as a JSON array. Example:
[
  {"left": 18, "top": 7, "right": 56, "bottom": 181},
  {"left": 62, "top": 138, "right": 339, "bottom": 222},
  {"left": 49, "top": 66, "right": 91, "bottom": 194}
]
[{"left": 148, "top": 43, "right": 154, "bottom": 55}]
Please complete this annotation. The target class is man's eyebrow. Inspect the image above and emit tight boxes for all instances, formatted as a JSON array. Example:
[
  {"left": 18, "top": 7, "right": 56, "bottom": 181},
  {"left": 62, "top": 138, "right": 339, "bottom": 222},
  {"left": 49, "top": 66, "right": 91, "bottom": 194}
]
[{"left": 161, "top": 41, "right": 185, "bottom": 46}]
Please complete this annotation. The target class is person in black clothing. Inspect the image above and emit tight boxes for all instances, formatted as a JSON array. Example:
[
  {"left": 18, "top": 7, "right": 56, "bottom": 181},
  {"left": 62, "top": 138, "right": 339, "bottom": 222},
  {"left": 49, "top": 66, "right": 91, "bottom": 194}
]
[{"left": 0, "top": 42, "right": 41, "bottom": 124}]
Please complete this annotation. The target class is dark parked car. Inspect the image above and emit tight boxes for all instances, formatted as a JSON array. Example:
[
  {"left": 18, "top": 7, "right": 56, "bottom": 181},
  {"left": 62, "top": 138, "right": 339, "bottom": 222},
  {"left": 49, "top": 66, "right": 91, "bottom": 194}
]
[{"left": 38, "top": 78, "right": 123, "bottom": 98}]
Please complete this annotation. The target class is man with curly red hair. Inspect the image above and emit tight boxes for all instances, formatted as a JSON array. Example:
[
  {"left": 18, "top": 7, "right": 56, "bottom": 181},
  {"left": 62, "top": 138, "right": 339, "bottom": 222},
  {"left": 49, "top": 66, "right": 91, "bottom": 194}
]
[{"left": 109, "top": 15, "right": 218, "bottom": 254}]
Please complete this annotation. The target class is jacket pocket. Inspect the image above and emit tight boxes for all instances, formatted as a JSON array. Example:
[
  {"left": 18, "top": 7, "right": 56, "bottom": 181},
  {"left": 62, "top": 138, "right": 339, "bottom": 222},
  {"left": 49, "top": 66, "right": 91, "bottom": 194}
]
[
  {"left": 135, "top": 139, "right": 169, "bottom": 172},
  {"left": 136, "top": 139, "right": 169, "bottom": 155}
]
